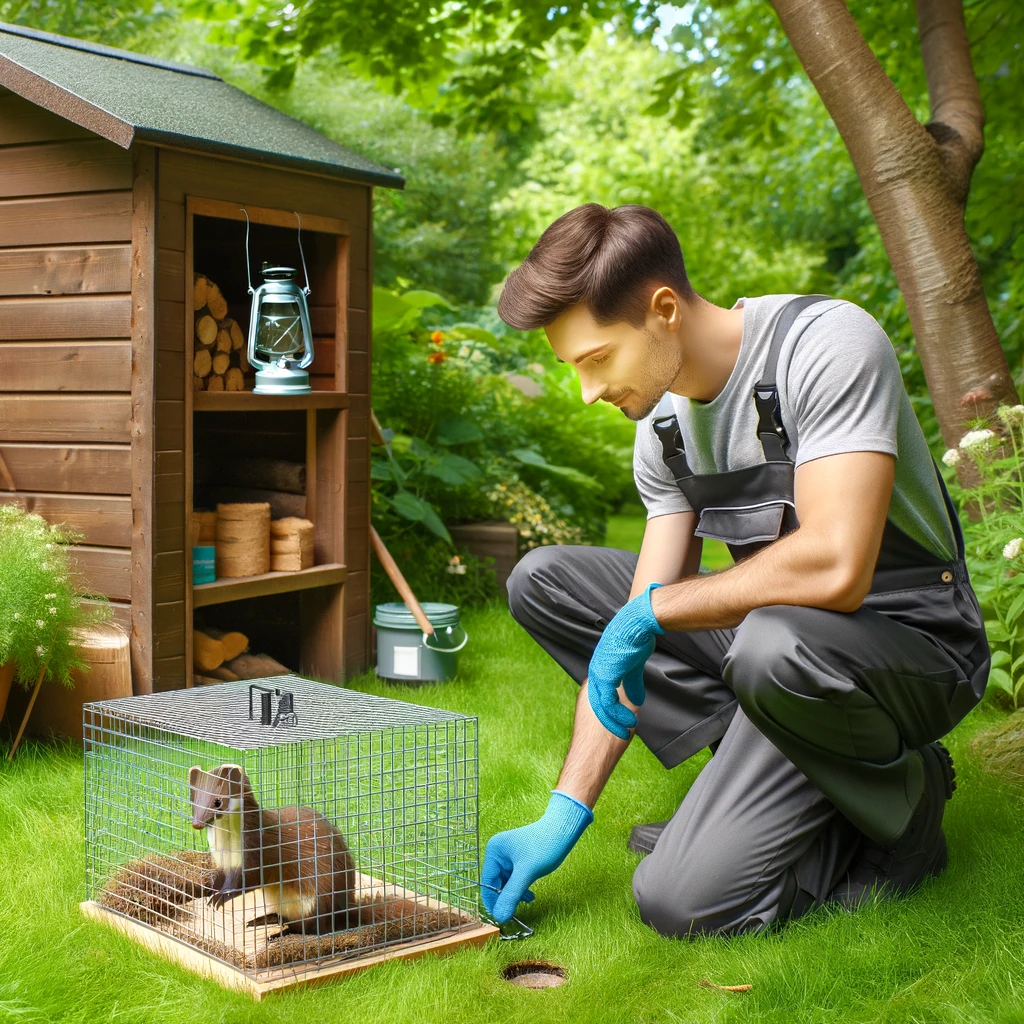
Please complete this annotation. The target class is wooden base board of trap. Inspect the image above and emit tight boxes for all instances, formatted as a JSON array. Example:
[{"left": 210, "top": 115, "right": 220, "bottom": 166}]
[{"left": 81, "top": 901, "right": 498, "bottom": 999}]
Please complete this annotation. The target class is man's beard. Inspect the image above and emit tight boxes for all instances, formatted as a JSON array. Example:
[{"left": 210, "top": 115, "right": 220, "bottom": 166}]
[{"left": 616, "top": 327, "right": 684, "bottom": 421}]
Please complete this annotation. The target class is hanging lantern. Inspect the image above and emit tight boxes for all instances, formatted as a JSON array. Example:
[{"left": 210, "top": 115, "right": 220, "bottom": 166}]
[{"left": 242, "top": 210, "right": 315, "bottom": 395}]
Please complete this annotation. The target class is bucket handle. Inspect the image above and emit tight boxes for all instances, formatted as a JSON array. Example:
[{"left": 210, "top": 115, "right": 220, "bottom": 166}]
[{"left": 422, "top": 626, "right": 469, "bottom": 653}]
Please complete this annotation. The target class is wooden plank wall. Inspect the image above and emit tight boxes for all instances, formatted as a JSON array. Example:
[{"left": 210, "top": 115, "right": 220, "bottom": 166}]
[
  {"left": 0, "top": 89, "right": 134, "bottom": 637},
  {"left": 157, "top": 149, "right": 373, "bottom": 683},
  {"left": 346, "top": 194, "right": 371, "bottom": 679}
]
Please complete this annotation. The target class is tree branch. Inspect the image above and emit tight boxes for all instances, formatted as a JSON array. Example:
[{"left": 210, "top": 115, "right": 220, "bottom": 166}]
[
  {"left": 917, "top": 0, "right": 985, "bottom": 206},
  {"left": 769, "top": 0, "right": 933, "bottom": 190}
]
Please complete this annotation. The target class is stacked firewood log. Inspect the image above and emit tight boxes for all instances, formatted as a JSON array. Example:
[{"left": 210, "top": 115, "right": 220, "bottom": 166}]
[
  {"left": 193, "top": 273, "right": 251, "bottom": 392},
  {"left": 192, "top": 627, "right": 292, "bottom": 683}
]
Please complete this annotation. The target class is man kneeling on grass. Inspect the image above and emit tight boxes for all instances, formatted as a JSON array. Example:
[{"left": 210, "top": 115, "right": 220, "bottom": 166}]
[{"left": 481, "top": 203, "right": 990, "bottom": 938}]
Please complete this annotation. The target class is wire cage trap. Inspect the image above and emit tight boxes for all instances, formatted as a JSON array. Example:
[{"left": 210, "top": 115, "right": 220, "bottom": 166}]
[{"left": 80, "top": 676, "right": 497, "bottom": 998}]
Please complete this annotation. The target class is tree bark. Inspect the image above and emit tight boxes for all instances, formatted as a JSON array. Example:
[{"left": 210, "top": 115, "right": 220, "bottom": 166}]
[{"left": 770, "top": 0, "right": 1018, "bottom": 452}]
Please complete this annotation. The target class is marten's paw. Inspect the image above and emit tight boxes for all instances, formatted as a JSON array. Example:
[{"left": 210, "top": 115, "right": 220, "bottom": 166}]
[
  {"left": 247, "top": 913, "right": 286, "bottom": 931},
  {"left": 208, "top": 886, "right": 243, "bottom": 909}
]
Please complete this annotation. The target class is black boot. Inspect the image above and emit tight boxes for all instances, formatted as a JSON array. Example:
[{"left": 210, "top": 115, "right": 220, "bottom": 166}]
[
  {"left": 627, "top": 738, "right": 723, "bottom": 855},
  {"left": 826, "top": 741, "right": 956, "bottom": 910}
]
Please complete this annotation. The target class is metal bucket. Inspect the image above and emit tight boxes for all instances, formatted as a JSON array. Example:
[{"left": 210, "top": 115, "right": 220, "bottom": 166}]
[{"left": 372, "top": 602, "right": 463, "bottom": 683}]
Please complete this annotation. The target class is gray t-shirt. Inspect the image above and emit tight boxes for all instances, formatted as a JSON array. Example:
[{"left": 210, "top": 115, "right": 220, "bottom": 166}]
[{"left": 633, "top": 294, "right": 958, "bottom": 562}]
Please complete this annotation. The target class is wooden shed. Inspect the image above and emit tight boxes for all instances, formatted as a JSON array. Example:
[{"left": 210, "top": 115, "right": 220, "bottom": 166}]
[{"left": 0, "top": 22, "right": 403, "bottom": 692}]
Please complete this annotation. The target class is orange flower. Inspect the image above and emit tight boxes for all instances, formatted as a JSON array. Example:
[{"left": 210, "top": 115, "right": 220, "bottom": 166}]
[
  {"left": 430, "top": 330, "right": 444, "bottom": 345},
  {"left": 428, "top": 351, "right": 447, "bottom": 365}
]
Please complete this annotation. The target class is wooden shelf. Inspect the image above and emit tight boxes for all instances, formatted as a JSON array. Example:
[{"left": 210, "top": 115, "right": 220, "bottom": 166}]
[
  {"left": 194, "top": 391, "right": 349, "bottom": 412},
  {"left": 193, "top": 563, "right": 347, "bottom": 608}
]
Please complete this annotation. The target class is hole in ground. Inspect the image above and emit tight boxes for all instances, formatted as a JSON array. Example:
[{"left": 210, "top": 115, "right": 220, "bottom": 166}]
[{"left": 502, "top": 960, "right": 567, "bottom": 989}]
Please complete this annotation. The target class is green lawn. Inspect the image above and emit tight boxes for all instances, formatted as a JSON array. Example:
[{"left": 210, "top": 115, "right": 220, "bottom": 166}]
[
  {"left": 603, "top": 511, "right": 733, "bottom": 570},
  {"left": 1, "top": 598, "right": 1022, "bottom": 1023}
]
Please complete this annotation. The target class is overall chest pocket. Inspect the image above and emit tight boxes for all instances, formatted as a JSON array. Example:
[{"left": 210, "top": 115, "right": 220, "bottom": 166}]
[{"left": 694, "top": 501, "right": 789, "bottom": 546}]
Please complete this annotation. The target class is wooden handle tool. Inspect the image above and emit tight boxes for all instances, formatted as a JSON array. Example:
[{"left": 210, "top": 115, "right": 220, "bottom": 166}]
[{"left": 370, "top": 525, "right": 434, "bottom": 635}]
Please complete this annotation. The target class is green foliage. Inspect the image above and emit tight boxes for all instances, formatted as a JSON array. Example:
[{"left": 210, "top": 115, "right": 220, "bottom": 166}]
[
  {"left": 368, "top": 532, "right": 499, "bottom": 610},
  {"left": 0, "top": 506, "right": 110, "bottom": 689},
  {"left": 184, "top": 0, "right": 654, "bottom": 139},
  {"left": 493, "top": 30, "right": 827, "bottom": 304},
  {"left": 943, "top": 407, "right": 1024, "bottom": 706},
  {"left": 370, "top": 286, "right": 636, "bottom": 559},
  {"left": 0, "top": 0, "right": 173, "bottom": 44}
]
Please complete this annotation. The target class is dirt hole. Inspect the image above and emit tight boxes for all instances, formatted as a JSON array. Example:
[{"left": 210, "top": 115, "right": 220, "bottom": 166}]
[{"left": 502, "top": 960, "right": 567, "bottom": 989}]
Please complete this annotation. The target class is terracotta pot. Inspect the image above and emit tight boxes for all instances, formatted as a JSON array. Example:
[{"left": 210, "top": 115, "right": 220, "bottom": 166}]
[{"left": 0, "top": 660, "right": 13, "bottom": 724}]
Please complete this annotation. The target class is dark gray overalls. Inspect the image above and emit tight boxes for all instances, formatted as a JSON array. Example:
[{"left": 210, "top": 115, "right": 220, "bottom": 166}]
[{"left": 505, "top": 295, "right": 991, "bottom": 937}]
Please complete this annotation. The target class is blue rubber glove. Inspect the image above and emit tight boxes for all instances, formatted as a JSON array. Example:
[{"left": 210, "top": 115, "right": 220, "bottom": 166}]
[
  {"left": 480, "top": 790, "right": 593, "bottom": 923},
  {"left": 587, "top": 582, "right": 665, "bottom": 740}
]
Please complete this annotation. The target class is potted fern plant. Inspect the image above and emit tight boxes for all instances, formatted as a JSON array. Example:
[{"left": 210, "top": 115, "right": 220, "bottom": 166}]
[{"left": 0, "top": 505, "right": 109, "bottom": 755}]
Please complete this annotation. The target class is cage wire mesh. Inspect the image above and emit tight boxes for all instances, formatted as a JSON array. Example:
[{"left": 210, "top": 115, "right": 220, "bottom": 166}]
[{"left": 84, "top": 677, "right": 482, "bottom": 977}]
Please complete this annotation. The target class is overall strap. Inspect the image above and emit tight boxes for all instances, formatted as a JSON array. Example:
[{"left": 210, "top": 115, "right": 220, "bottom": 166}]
[
  {"left": 753, "top": 294, "right": 832, "bottom": 462},
  {"left": 652, "top": 294, "right": 834, "bottom": 477},
  {"left": 652, "top": 405, "right": 693, "bottom": 479}
]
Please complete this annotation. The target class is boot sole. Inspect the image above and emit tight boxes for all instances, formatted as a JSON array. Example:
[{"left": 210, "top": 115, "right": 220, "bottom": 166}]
[{"left": 927, "top": 740, "right": 957, "bottom": 800}]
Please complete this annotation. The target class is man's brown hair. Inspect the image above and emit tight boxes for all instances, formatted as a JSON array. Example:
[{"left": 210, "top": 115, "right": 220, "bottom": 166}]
[{"left": 497, "top": 203, "right": 695, "bottom": 330}]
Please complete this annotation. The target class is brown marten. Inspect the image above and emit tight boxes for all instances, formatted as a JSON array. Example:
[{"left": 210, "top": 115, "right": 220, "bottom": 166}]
[{"left": 189, "top": 763, "right": 359, "bottom": 935}]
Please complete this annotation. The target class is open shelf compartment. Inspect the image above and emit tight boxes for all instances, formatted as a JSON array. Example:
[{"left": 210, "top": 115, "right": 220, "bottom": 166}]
[{"left": 186, "top": 198, "right": 353, "bottom": 684}]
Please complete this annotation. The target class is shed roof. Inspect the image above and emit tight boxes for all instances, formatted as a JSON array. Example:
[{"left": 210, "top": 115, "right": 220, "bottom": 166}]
[{"left": 0, "top": 21, "right": 404, "bottom": 189}]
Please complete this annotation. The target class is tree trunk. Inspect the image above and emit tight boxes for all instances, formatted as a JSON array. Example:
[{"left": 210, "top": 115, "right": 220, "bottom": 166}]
[{"left": 770, "top": 0, "right": 1019, "bottom": 453}]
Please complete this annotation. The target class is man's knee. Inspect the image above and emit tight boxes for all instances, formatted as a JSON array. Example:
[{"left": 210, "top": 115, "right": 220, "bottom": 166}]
[
  {"left": 722, "top": 605, "right": 807, "bottom": 710},
  {"left": 634, "top": 851, "right": 733, "bottom": 937},
  {"left": 632, "top": 853, "right": 790, "bottom": 939},
  {"left": 507, "top": 544, "right": 562, "bottom": 620},
  {"left": 506, "top": 544, "right": 589, "bottom": 621}
]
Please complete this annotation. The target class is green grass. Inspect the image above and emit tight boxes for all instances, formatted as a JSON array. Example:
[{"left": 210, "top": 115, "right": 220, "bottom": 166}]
[
  {"left": 604, "top": 511, "right": 734, "bottom": 570},
  {"left": 2, "top": 601, "right": 1023, "bottom": 1023}
]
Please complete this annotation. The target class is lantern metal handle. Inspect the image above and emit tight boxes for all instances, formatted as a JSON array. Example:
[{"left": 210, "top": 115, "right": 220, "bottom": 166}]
[
  {"left": 240, "top": 207, "right": 310, "bottom": 296},
  {"left": 242, "top": 206, "right": 254, "bottom": 295}
]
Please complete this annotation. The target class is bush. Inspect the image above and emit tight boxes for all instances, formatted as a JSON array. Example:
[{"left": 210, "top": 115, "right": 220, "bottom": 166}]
[
  {"left": 0, "top": 506, "right": 110, "bottom": 689},
  {"left": 370, "top": 286, "right": 635, "bottom": 548},
  {"left": 943, "top": 407, "right": 1024, "bottom": 708}
]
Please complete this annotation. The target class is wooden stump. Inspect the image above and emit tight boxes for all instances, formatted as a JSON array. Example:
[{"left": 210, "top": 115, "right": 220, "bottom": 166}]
[{"left": 9, "top": 624, "right": 131, "bottom": 742}]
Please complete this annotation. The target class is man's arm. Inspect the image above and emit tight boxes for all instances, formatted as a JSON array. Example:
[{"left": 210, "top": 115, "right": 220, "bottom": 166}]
[
  {"left": 650, "top": 451, "right": 895, "bottom": 631},
  {"left": 629, "top": 510, "right": 701, "bottom": 600},
  {"left": 557, "top": 510, "right": 701, "bottom": 807}
]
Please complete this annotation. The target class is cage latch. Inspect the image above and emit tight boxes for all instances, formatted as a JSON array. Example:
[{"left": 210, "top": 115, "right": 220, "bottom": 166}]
[{"left": 248, "top": 684, "right": 298, "bottom": 727}]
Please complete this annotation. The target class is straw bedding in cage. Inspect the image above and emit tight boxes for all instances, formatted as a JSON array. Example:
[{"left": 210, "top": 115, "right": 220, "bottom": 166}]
[
  {"left": 215, "top": 502, "right": 270, "bottom": 577},
  {"left": 84, "top": 853, "right": 493, "bottom": 997}
]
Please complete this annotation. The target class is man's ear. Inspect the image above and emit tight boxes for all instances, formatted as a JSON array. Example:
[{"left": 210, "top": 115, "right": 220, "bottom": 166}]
[{"left": 650, "top": 286, "right": 683, "bottom": 331}]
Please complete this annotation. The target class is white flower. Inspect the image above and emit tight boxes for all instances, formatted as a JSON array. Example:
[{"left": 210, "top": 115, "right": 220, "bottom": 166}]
[
  {"left": 44, "top": 593, "right": 56, "bottom": 600},
  {"left": 1004, "top": 538, "right": 1023, "bottom": 560},
  {"left": 12, "top": 612, "right": 20, "bottom": 621},
  {"left": 48, "top": 607, "right": 56, "bottom": 615},
  {"left": 997, "top": 405, "right": 1024, "bottom": 427},
  {"left": 35, "top": 645, "right": 44, "bottom": 655},
  {"left": 959, "top": 428, "right": 997, "bottom": 450},
  {"left": 36, "top": 619, "right": 45, "bottom": 628},
  {"left": 45, "top": 543, "right": 52, "bottom": 550},
  {"left": 446, "top": 555, "right": 467, "bottom": 575},
  {"left": 941, "top": 448, "right": 961, "bottom": 467}
]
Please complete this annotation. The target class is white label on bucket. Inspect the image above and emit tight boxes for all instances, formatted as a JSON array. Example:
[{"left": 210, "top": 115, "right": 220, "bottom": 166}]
[{"left": 393, "top": 646, "right": 420, "bottom": 677}]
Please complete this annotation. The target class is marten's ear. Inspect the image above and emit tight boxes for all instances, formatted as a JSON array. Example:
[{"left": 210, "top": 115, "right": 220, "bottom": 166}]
[
  {"left": 222, "top": 763, "right": 244, "bottom": 796},
  {"left": 188, "top": 765, "right": 203, "bottom": 807}
]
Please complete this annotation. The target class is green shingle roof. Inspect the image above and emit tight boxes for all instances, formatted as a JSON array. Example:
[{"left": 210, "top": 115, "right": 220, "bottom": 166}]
[{"left": 0, "top": 21, "right": 404, "bottom": 189}]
